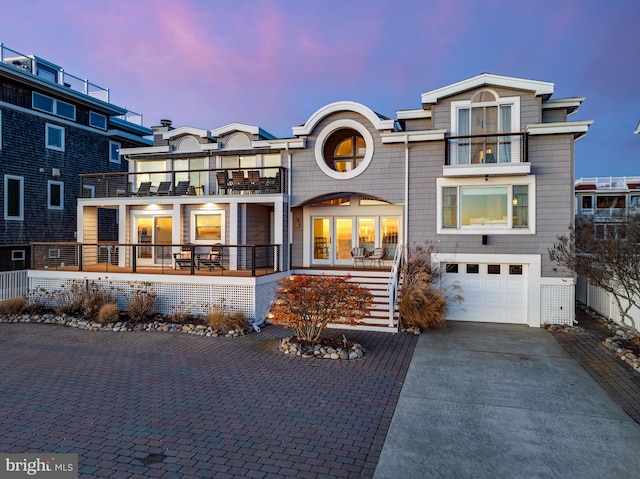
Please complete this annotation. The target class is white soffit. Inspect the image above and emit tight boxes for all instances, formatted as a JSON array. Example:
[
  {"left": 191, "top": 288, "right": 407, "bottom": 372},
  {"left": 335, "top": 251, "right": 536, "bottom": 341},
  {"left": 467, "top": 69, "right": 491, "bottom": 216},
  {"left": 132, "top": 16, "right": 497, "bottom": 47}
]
[
  {"left": 292, "top": 101, "right": 395, "bottom": 136},
  {"left": 542, "top": 97, "right": 585, "bottom": 116},
  {"left": 381, "top": 130, "right": 446, "bottom": 143},
  {"left": 163, "top": 126, "right": 211, "bottom": 140},
  {"left": 526, "top": 120, "right": 593, "bottom": 139},
  {"left": 396, "top": 109, "right": 432, "bottom": 120},
  {"left": 119, "top": 145, "right": 172, "bottom": 155},
  {"left": 421, "top": 73, "right": 554, "bottom": 104},
  {"left": 209, "top": 122, "right": 275, "bottom": 139}
]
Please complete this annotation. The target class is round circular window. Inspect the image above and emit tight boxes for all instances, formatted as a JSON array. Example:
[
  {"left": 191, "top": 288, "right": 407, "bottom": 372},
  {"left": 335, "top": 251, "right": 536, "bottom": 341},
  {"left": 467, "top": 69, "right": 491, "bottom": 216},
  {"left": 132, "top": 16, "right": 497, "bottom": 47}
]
[{"left": 314, "top": 119, "right": 374, "bottom": 179}]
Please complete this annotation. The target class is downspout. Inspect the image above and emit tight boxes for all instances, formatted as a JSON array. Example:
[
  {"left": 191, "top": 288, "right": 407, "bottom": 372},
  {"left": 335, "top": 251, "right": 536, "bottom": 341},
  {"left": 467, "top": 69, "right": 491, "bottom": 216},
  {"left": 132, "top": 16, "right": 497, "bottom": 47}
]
[
  {"left": 286, "top": 142, "right": 292, "bottom": 273},
  {"left": 404, "top": 135, "right": 409, "bottom": 261}
]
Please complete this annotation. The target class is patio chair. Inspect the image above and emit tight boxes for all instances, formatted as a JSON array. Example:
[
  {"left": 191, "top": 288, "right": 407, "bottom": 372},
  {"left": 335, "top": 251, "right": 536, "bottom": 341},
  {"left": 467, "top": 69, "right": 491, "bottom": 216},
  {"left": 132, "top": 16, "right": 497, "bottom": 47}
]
[
  {"left": 173, "top": 247, "right": 194, "bottom": 269},
  {"left": 174, "top": 181, "right": 190, "bottom": 195},
  {"left": 197, "top": 244, "right": 225, "bottom": 270},
  {"left": 156, "top": 181, "right": 172, "bottom": 195},
  {"left": 368, "top": 247, "right": 386, "bottom": 268},
  {"left": 231, "top": 171, "right": 249, "bottom": 194},
  {"left": 216, "top": 171, "right": 230, "bottom": 194},
  {"left": 135, "top": 182, "right": 152, "bottom": 196},
  {"left": 248, "top": 170, "right": 262, "bottom": 193},
  {"left": 351, "top": 247, "right": 368, "bottom": 268}
]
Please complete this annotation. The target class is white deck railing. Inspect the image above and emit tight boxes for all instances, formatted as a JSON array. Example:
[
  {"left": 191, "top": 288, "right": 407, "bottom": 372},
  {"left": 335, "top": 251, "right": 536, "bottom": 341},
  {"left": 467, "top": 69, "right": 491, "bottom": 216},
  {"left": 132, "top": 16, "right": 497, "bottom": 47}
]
[{"left": 0, "top": 270, "right": 28, "bottom": 302}]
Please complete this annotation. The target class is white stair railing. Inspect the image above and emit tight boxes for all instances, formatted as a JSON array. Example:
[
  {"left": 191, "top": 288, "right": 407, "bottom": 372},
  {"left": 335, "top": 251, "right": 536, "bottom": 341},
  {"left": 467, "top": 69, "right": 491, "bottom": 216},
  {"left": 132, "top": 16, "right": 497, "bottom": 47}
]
[{"left": 386, "top": 244, "right": 403, "bottom": 328}]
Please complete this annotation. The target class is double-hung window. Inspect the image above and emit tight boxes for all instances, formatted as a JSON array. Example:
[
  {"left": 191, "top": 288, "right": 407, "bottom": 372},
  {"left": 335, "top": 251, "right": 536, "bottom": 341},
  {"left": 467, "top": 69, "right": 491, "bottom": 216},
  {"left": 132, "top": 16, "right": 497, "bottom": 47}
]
[
  {"left": 46, "top": 123, "right": 65, "bottom": 151},
  {"left": 4, "top": 175, "right": 24, "bottom": 221},
  {"left": 48, "top": 180, "right": 64, "bottom": 210},
  {"left": 438, "top": 176, "right": 535, "bottom": 234}
]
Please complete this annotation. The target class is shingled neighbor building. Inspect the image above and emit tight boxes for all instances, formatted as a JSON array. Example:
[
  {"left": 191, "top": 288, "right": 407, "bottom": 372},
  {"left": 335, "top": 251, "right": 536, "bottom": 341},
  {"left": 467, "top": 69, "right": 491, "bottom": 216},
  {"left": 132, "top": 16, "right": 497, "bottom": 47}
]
[{"left": 0, "top": 43, "right": 151, "bottom": 269}]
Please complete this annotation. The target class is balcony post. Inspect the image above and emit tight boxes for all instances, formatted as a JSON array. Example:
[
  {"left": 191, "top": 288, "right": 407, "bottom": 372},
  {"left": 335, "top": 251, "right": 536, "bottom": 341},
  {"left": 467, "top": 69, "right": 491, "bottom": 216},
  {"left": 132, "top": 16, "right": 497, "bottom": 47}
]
[
  {"left": 251, "top": 246, "right": 256, "bottom": 277},
  {"left": 78, "top": 244, "right": 83, "bottom": 272},
  {"left": 132, "top": 245, "right": 137, "bottom": 273}
]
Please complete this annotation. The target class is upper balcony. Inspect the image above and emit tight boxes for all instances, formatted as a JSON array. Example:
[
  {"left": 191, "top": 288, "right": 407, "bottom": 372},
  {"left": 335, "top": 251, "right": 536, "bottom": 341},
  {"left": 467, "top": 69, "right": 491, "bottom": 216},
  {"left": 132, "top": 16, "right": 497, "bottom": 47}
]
[
  {"left": 80, "top": 167, "right": 287, "bottom": 199},
  {"left": 0, "top": 42, "right": 143, "bottom": 126},
  {"left": 443, "top": 132, "right": 529, "bottom": 177}
]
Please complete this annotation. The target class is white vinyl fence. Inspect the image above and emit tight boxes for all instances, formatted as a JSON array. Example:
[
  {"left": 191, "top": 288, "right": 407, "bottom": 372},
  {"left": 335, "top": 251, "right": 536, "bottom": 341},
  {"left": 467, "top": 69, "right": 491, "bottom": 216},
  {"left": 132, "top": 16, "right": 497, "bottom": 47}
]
[
  {"left": 576, "top": 275, "right": 640, "bottom": 331},
  {"left": 0, "top": 270, "right": 28, "bottom": 302}
]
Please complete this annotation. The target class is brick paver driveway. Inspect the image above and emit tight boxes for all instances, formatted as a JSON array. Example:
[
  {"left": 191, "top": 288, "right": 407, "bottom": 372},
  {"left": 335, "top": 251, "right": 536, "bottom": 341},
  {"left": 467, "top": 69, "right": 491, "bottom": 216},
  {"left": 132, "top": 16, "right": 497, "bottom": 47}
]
[{"left": 0, "top": 323, "right": 417, "bottom": 478}]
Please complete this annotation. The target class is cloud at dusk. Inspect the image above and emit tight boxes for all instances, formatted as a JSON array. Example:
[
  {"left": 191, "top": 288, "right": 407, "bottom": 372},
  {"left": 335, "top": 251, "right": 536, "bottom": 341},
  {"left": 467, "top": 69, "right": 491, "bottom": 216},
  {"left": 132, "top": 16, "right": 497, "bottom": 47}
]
[{"left": 2, "top": 0, "right": 639, "bottom": 177}]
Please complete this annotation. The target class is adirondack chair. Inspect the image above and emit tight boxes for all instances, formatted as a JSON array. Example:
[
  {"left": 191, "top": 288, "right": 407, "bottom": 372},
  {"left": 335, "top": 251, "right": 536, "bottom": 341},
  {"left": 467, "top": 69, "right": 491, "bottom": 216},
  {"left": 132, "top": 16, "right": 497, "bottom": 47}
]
[
  {"left": 156, "top": 181, "right": 172, "bottom": 195},
  {"left": 135, "top": 182, "right": 152, "bottom": 196},
  {"left": 174, "top": 181, "right": 190, "bottom": 195}
]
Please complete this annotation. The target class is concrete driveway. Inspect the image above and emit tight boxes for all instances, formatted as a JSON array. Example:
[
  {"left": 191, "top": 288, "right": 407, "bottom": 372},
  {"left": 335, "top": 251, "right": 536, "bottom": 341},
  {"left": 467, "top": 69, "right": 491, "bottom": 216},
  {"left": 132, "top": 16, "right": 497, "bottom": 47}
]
[{"left": 374, "top": 322, "right": 640, "bottom": 479}]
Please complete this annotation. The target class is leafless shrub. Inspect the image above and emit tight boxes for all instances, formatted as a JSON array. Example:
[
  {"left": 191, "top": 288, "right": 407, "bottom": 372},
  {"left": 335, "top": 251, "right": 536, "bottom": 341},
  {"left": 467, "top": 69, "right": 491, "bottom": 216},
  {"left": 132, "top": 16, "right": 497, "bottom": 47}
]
[
  {"left": 25, "top": 287, "right": 49, "bottom": 314},
  {"left": 127, "top": 282, "right": 158, "bottom": 322}
]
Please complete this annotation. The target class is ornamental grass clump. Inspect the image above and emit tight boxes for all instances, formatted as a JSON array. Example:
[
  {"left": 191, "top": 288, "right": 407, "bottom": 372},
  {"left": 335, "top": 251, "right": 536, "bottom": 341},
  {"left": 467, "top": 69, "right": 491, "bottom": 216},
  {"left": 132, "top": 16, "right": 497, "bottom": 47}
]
[
  {"left": 399, "top": 244, "right": 463, "bottom": 330},
  {"left": 97, "top": 302, "right": 120, "bottom": 323},
  {"left": 127, "top": 282, "right": 158, "bottom": 322},
  {"left": 203, "top": 309, "right": 249, "bottom": 332},
  {"left": 0, "top": 296, "right": 26, "bottom": 316},
  {"left": 269, "top": 274, "right": 372, "bottom": 343}
]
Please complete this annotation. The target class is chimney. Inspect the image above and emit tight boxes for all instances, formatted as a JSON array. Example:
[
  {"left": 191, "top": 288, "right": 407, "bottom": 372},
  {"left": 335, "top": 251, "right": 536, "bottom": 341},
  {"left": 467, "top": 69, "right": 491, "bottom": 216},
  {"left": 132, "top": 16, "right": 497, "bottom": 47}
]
[{"left": 151, "top": 119, "right": 173, "bottom": 146}]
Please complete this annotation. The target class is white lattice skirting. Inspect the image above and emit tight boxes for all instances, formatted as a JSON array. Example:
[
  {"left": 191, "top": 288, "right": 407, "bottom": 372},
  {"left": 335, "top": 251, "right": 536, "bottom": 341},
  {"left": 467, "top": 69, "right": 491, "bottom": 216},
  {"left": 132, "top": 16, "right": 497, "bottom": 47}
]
[{"left": 27, "top": 271, "right": 287, "bottom": 323}]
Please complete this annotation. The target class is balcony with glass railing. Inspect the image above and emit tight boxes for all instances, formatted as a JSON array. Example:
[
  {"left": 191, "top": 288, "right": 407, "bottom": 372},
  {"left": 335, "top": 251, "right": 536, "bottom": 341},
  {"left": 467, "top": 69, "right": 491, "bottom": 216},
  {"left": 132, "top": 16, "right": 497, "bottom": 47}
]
[
  {"left": 80, "top": 167, "right": 287, "bottom": 199},
  {"left": 444, "top": 132, "right": 529, "bottom": 176},
  {"left": 0, "top": 42, "right": 143, "bottom": 126}
]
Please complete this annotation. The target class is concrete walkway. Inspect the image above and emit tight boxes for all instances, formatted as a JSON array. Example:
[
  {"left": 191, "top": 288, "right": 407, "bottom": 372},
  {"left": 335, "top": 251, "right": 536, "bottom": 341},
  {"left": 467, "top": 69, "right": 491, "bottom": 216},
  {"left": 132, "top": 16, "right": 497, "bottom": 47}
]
[{"left": 374, "top": 322, "right": 640, "bottom": 479}]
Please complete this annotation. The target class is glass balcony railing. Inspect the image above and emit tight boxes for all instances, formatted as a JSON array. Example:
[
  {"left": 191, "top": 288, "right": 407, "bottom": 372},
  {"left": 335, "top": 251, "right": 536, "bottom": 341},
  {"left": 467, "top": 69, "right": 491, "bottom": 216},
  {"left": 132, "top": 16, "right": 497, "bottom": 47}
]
[
  {"left": 445, "top": 132, "right": 528, "bottom": 166},
  {"left": 80, "top": 167, "right": 287, "bottom": 199},
  {"left": 1, "top": 42, "right": 143, "bottom": 126}
]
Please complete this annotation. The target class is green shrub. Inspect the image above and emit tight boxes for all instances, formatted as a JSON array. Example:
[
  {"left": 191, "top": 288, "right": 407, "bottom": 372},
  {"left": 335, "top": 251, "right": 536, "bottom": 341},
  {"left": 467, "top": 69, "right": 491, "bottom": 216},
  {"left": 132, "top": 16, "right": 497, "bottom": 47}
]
[
  {"left": 0, "top": 297, "right": 27, "bottom": 316},
  {"left": 97, "top": 302, "right": 120, "bottom": 323}
]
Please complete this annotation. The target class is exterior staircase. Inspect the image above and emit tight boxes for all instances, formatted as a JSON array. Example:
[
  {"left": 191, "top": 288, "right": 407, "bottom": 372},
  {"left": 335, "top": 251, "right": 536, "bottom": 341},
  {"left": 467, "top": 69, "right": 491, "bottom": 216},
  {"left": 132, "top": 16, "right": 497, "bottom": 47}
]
[{"left": 292, "top": 268, "right": 400, "bottom": 333}]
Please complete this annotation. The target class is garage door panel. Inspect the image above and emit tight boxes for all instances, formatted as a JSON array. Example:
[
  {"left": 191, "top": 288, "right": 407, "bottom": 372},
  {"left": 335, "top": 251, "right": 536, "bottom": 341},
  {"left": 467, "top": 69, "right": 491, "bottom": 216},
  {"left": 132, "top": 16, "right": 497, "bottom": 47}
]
[{"left": 443, "top": 262, "right": 527, "bottom": 324}]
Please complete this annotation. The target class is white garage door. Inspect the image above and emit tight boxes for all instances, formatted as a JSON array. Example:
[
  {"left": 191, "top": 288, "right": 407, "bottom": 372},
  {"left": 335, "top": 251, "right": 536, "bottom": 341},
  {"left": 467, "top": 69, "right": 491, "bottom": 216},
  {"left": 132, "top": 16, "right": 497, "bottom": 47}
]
[{"left": 443, "top": 262, "right": 527, "bottom": 324}]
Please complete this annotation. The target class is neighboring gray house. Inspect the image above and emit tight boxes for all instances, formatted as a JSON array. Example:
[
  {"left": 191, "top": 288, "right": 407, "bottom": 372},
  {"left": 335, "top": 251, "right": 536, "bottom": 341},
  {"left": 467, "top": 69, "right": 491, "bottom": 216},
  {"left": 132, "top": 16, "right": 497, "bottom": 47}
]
[
  {"left": 37, "top": 73, "right": 591, "bottom": 330},
  {"left": 0, "top": 42, "right": 151, "bottom": 269}
]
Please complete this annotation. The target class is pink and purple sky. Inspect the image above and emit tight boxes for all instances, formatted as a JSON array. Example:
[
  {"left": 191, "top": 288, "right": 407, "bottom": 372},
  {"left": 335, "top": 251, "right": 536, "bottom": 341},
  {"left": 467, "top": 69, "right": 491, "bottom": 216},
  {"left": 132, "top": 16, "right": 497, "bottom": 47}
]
[{"left": 3, "top": 0, "right": 638, "bottom": 178}]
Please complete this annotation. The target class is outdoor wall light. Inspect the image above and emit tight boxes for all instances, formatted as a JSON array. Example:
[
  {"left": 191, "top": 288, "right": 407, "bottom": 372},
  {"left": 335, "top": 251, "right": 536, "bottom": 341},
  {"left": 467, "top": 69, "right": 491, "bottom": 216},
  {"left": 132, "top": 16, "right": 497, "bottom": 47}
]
[{"left": 295, "top": 218, "right": 301, "bottom": 228}]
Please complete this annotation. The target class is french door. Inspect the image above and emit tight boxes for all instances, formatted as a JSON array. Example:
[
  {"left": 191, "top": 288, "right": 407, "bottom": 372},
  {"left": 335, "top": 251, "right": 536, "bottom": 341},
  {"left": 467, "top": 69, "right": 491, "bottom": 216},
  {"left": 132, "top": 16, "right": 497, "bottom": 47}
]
[
  {"left": 311, "top": 216, "right": 400, "bottom": 266},
  {"left": 133, "top": 215, "right": 172, "bottom": 266},
  {"left": 312, "top": 217, "right": 354, "bottom": 266}
]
